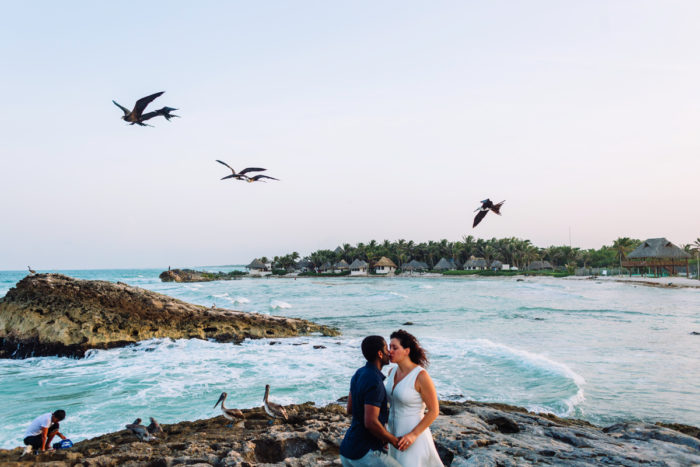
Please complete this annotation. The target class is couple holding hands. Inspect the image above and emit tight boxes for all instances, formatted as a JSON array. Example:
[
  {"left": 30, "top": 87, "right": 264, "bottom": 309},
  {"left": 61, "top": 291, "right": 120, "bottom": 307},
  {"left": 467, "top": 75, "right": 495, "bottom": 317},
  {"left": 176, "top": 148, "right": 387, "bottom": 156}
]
[{"left": 340, "top": 330, "right": 443, "bottom": 467}]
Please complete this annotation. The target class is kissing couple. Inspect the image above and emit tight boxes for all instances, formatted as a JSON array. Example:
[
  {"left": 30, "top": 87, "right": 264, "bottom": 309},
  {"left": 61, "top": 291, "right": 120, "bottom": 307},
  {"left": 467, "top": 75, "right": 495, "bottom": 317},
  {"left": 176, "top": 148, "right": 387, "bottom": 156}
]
[{"left": 340, "top": 330, "right": 443, "bottom": 467}]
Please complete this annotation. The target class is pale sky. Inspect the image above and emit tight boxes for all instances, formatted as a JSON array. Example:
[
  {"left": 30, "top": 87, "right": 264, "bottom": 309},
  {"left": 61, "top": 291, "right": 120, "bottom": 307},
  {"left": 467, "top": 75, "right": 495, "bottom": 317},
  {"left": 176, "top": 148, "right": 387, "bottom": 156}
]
[{"left": 2, "top": 1, "right": 699, "bottom": 269}]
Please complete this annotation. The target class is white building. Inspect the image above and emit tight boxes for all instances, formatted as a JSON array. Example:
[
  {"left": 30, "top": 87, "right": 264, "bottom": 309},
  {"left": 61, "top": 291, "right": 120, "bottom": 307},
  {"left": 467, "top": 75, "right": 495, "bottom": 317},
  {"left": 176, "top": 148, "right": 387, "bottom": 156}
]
[
  {"left": 349, "top": 259, "right": 368, "bottom": 276},
  {"left": 246, "top": 258, "right": 271, "bottom": 277},
  {"left": 374, "top": 256, "right": 397, "bottom": 275}
]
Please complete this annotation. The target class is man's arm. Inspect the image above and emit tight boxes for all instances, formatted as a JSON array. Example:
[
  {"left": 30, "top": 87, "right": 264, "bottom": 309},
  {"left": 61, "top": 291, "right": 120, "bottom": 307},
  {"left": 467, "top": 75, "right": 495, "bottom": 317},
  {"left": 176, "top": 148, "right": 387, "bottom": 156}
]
[
  {"left": 346, "top": 393, "right": 353, "bottom": 415},
  {"left": 40, "top": 427, "right": 48, "bottom": 451},
  {"left": 364, "top": 405, "right": 399, "bottom": 448}
]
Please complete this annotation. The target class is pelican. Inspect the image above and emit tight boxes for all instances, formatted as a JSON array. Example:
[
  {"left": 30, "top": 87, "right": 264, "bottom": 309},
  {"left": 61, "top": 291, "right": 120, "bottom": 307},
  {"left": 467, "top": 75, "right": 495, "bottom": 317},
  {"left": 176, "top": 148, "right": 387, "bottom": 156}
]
[
  {"left": 246, "top": 174, "right": 279, "bottom": 183},
  {"left": 263, "top": 384, "right": 288, "bottom": 422},
  {"left": 214, "top": 392, "right": 244, "bottom": 426},
  {"left": 27, "top": 266, "right": 36, "bottom": 275},
  {"left": 216, "top": 160, "right": 267, "bottom": 181},
  {"left": 147, "top": 417, "right": 164, "bottom": 435},
  {"left": 473, "top": 198, "right": 505, "bottom": 228},
  {"left": 126, "top": 418, "right": 155, "bottom": 441},
  {"left": 113, "top": 91, "right": 179, "bottom": 126}
]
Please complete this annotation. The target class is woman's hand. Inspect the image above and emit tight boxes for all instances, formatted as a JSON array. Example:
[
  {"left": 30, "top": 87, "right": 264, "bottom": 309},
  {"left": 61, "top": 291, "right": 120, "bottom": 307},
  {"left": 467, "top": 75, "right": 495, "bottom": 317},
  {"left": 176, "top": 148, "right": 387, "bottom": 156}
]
[{"left": 397, "top": 432, "right": 417, "bottom": 451}]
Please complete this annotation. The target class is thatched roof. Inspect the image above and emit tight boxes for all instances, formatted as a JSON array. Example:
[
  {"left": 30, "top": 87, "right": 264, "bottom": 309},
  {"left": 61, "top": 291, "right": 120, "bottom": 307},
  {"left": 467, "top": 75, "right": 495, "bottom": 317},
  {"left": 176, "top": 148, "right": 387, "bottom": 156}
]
[
  {"left": 320, "top": 261, "right": 333, "bottom": 271},
  {"left": 375, "top": 256, "right": 397, "bottom": 268},
  {"left": 247, "top": 259, "right": 266, "bottom": 269},
  {"left": 335, "top": 259, "right": 350, "bottom": 269},
  {"left": 334, "top": 246, "right": 344, "bottom": 255},
  {"left": 490, "top": 260, "right": 503, "bottom": 269},
  {"left": 626, "top": 238, "right": 691, "bottom": 259},
  {"left": 349, "top": 259, "right": 368, "bottom": 269},
  {"left": 528, "top": 260, "right": 553, "bottom": 270},
  {"left": 403, "top": 259, "right": 429, "bottom": 271},
  {"left": 297, "top": 259, "right": 313, "bottom": 268},
  {"left": 433, "top": 258, "right": 454, "bottom": 270},
  {"left": 464, "top": 257, "right": 487, "bottom": 268}
]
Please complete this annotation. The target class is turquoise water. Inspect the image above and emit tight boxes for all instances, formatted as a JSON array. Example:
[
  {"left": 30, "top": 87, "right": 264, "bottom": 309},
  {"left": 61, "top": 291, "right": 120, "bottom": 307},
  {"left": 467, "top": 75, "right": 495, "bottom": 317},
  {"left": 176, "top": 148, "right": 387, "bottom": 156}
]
[{"left": 1, "top": 268, "right": 699, "bottom": 448}]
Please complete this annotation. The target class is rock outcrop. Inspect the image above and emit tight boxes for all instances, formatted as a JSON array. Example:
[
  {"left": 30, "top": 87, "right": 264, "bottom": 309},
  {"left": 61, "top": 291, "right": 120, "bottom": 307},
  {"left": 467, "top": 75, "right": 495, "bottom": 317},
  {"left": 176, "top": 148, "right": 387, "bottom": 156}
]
[
  {"left": 0, "top": 274, "right": 339, "bottom": 359},
  {"left": 159, "top": 269, "right": 247, "bottom": 283},
  {"left": 1, "top": 401, "right": 698, "bottom": 466}
]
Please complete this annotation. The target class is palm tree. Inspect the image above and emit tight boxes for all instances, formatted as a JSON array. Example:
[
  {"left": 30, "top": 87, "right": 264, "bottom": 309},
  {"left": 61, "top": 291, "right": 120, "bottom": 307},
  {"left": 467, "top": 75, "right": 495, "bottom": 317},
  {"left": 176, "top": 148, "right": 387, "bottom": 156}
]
[{"left": 612, "top": 237, "right": 636, "bottom": 270}]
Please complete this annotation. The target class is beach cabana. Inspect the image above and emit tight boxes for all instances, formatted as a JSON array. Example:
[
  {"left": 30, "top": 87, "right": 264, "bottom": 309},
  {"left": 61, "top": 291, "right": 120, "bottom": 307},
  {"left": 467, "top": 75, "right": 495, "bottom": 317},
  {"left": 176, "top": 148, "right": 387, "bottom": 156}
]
[
  {"left": 349, "top": 259, "right": 368, "bottom": 276},
  {"left": 528, "top": 261, "right": 553, "bottom": 271},
  {"left": 433, "top": 258, "right": 455, "bottom": 271},
  {"left": 403, "top": 260, "right": 428, "bottom": 274},
  {"left": 296, "top": 259, "right": 314, "bottom": 273},
  {"left": 490, "top": 260, "right": 503, "bottom": 271},
  {"left": 622, "top": 237, "right": 691, "bottom": 277},
  {"left": 334, "top": 259, "right": 350, "bottom": 273},
  {"left": 463, "top": 256, "right": 488, "bottom": 270},
  {"left": 374, "top": 256, "right": 397, "bottom": 275},
  {"left": 246, "top": 259, "right": 271, "bottom": 277},
  {"left": 319, "top": 262, "right": 333, "bottom": 274}
]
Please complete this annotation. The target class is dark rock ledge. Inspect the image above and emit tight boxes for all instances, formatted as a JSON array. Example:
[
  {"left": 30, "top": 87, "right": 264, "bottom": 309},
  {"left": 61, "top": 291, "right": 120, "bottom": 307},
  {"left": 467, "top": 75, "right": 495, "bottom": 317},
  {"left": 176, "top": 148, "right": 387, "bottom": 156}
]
[
  {"left": 0, "top": 274, "right": 339, "bottom": 359},
  {"left": 1, "top": 401, "right": 699, "bottom": 466}
]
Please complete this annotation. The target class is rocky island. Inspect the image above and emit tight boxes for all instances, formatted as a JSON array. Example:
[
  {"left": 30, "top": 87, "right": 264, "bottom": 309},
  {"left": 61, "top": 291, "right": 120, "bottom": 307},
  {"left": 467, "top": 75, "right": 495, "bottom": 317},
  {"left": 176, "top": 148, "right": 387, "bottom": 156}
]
[
  {"left": 1, "top": 401, "right": 698, "bottom": 466},
  {"left": 159, "top": 269, "right": 247, "bottom": 283},
  {"left": 0, "top": 274, "right": 339, "bottom": 359}
]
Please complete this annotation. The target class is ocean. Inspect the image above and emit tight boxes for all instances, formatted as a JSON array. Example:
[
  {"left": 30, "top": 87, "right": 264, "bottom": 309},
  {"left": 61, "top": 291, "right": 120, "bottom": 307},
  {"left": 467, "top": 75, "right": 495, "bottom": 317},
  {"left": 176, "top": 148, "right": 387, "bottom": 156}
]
[{"left": 1, "top": 267, "right": 698, "bottom": 448}]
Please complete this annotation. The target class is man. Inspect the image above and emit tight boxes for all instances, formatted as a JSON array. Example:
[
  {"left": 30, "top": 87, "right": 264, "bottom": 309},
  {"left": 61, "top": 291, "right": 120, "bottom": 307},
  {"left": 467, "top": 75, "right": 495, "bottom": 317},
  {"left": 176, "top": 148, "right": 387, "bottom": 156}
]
[
  {"left": 340, "top": 336, "right": 401, "bottom": 466},
  {"left": 23, "top": 410, "right": 67, "bottom": 455}
]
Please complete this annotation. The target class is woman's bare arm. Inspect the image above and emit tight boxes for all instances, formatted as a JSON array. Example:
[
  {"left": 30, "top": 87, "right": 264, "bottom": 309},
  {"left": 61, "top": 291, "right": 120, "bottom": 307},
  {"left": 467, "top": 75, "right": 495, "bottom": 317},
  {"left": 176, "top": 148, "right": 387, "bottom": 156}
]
[{"left": 397, "top": 369, "right": 439, "bottom": 451}]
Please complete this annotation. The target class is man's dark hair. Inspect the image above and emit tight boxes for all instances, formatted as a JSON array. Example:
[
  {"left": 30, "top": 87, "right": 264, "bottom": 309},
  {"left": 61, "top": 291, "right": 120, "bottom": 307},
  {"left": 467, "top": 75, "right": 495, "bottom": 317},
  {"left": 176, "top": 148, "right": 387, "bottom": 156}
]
[
  {"left": 53, "top": 410, "right": 66, "bottom": 421},
  {"left": 361, "top": 335, "right": 386, "bottom": 362}
]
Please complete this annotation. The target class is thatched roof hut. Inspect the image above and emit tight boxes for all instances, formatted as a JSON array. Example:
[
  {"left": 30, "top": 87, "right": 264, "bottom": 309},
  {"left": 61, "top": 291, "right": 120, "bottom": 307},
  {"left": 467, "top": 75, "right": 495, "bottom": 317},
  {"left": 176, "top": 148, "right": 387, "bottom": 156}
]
[
  {"left": 246, "top": 259, "right": 266, "bottom": 269},
  {"left": 464, "top": 256, "right": 488, "bottom": 270},
  {"left": 375, "top": 257, "right": 397, "bottom": 268},
  {"left": 433, "top": 258, "right": 455, "bottom": 271},
  {"left": 623, "top": 237, "right": 691, "bottom": 276},
  {"left": 334, "top": 259, "right": 350, "bottom": 270},
  {"left": 528, "top": 261, "right": 553, "bottom": 270},
  {"left": 349, "top": 259, "right": 368, "bottom": 269},
  {"left": 403, "top": 260, "right": 429, "bottom": 272},
  {"left": 490, "top": 260, "right": 503, "bottom": 270}
]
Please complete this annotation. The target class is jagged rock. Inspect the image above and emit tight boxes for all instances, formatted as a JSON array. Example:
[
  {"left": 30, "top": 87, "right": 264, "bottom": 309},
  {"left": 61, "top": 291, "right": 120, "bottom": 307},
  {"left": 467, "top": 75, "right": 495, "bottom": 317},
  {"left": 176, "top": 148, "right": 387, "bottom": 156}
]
[
  {"left": 0, "top": 274, "right": 339, "bottom": 359},
  {"left": 159, "top": 269, "right": 247, "bottom": 283},
  {"left": 1, "top": 401, "right": 698, "bottom": 466}
]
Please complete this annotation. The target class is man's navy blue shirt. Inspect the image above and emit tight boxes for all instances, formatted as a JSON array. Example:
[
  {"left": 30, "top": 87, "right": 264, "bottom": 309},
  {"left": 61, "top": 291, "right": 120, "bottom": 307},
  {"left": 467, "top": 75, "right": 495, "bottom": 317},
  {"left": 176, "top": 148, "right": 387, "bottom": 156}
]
[{"left": 339, "top": 362, "right": 389, "bottom": 460}]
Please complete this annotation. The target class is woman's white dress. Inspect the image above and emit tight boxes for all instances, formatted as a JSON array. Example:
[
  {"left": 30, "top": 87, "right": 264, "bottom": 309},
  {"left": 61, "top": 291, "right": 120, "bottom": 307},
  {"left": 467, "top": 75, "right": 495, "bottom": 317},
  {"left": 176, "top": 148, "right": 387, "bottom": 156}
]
[{"left": 385, "top": 366, "right": 443, "bottom": 467}]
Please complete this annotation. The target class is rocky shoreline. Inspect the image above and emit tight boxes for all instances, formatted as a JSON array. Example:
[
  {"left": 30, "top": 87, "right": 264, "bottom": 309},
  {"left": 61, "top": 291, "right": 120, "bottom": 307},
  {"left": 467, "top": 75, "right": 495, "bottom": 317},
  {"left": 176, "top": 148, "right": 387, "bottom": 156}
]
[
  {"left": 159, "top": 269, "right": 247, "bottom": 283},
  {"left": 1, "top": 401, "right": 698, "bottom": 466},
  {"left": 0, "top": 274, "right": 339, "bottom": 359}
]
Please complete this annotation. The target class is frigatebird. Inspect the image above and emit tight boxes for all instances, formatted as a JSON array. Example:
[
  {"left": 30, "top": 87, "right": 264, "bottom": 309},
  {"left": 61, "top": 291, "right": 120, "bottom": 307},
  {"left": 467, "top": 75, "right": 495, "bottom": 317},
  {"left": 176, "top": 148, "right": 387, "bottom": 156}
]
[
  {"left": 113, "top": 91, "right": 179, "bottom": 126},
  {"left": 216, "top": 160, "right": 267, "bottom": 181},
  {"left": 246, "top": 174, "right": 279, "bottom": 183},
  {"left": 473, "top": 199, "right": 505, "bottom": 228}
]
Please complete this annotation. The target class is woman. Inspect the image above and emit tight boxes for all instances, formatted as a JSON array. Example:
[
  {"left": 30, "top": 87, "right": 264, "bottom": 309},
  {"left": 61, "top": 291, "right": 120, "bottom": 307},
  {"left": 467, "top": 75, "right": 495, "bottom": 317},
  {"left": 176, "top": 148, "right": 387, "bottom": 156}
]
[{"left": 385, "top": 330, "right": 443, "bottom": 467}]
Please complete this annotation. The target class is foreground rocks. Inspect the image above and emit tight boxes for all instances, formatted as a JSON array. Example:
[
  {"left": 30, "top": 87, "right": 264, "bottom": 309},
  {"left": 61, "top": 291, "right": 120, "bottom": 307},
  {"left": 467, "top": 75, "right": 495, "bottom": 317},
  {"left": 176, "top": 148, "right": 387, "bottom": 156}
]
[
  {"left": 159, "top": 269, "right": 247, "bottom": 283},
  {"left": 1, "top": 401, "right": 698, "bottom": 466},
  {"left": 0, "top": 274, "right": 339, "bottom": 359}
]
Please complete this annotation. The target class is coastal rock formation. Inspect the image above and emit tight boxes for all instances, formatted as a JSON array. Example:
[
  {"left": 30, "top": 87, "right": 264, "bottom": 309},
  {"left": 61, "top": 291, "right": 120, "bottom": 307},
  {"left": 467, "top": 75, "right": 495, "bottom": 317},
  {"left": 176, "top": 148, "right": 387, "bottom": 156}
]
[
  {"left": 1, "top": 401, "right": 698, "bottom": 466},
  {"left": 159, "top": 269, "right": 247, "bottom": 283},
  {"left": 0, "top": 274, "right": 339, "bottom": 359}
]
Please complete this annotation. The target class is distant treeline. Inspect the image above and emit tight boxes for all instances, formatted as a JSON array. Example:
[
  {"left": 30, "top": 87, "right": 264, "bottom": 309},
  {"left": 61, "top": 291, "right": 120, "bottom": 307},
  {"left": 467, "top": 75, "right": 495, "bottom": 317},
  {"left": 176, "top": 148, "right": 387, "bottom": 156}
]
[{"left": 262, "top": 237, "right": 678, "bottom": 271}]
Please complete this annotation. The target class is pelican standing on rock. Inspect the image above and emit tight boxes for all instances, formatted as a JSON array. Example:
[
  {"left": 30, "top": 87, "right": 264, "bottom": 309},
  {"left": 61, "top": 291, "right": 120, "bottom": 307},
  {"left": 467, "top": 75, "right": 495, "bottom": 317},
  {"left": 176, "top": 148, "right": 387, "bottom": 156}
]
[
  {"left": 263, "top": 384, "right": 288, "bottom": 422},
  {"left": 214, "top": 392, "right": 244, "bottom": 427},
  {"left": 27, "top": 266, "right": 36, "bottom": 275},
  {"left": 147, "top": 417, "right": 164, "bottom": 436},
  {"left": 126, "top": 418, "right": 155, "bottom": 441}
]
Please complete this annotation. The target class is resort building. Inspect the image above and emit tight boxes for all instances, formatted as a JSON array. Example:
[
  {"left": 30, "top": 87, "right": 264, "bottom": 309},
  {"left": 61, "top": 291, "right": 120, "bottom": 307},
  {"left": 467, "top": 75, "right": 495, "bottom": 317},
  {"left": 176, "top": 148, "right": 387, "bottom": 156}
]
[
  {"left": 246, "top": 258, "right": 271, "bottom": 277},
  {"left": 622, "top": 237, "right": 691, "bottom": 277},
  {"left": 374, "top": 256, "right": 397, "bottom": 275},
  {"left": 334, "top": 259, "right": 350, "bottom": 273},
  {"left": 320, "top": 262, "right": 333, "bottom": 274},
  {"left": 349, "top": 259, "right": 368, "bottom": 276},
  {"left": 403, "top": 260, "right": 429, "bottom": 274},
  {"left": 434, "top": 257, "right": 457, "bottom": 271},
  {"left": 463, "top": 256, "right": 488, "bottom": 270},
  {"left": 528, "top": 261, "right": 553, "bottom": 271},
  {"left": 490, "top": 260, "right": 503, "bottom": 271},
  {"left": 296, "top": 259, "right": 314, "bottom": 273}
]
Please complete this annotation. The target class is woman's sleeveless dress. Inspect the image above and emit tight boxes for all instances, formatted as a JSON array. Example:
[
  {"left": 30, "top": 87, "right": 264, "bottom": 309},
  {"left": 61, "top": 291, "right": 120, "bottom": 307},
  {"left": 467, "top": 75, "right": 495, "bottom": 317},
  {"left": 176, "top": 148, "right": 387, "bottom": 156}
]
[{"left": 385, "top": 366, "right": 443, "bottom": 467}]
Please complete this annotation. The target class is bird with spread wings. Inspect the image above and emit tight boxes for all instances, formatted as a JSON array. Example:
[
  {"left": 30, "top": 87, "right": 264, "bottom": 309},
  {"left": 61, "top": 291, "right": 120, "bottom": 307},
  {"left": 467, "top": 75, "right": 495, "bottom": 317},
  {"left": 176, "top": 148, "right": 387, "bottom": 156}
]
[{"left": 113, "top": 91, "right": 179, "bottom": 126}]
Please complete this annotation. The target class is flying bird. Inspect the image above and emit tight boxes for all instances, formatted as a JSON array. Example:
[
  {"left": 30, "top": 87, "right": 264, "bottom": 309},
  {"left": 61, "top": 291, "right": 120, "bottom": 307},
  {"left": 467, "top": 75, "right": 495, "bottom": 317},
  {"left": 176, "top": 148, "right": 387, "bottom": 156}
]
[
  {"left": 216, "top": 160, "right": 267, "bottom": 181},
  {"left": 473, "top": 199, "right": 505, "bottom": 228},
  {"left": 27, "top": 266, "right": 36, "bottom": 275},
  {"left": 246, "top": 174, "right": 279, "bottom": 183},
  {"left": 126, "top": 418, "right": 156, "bottom": 441},
  {"left": 113, "top": 91, "right": 179, "bottom": 126},
  {"left": 214, "top": 392, "right": 244, "bottom": 427},
  {"left": 147, "top": 417, "right": 164, "bottom": 435},
  {"left": 263, "top": 384, "right": 288, "bottom": 422}
]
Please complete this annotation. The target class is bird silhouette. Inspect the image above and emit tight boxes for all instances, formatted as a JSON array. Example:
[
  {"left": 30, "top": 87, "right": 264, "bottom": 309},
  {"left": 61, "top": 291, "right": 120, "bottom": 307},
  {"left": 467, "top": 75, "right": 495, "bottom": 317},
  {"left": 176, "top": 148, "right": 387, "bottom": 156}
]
[
  {"left": 113, "top": 92, "right": 179, "bottom": 126},
  {"left": 27, "top": 266, "right": 36, "bottom": 275},
  {"left": 473, "top": 199, "right": 505, "bottom": 228},
  {"left": 246, "top": 174, "right": 279, "bottom": 183},
  {"left": 214, "top": 392, "right": 244, "bottom": 427},
  {"left": 126, "top": 418, "right": 155, "bottom": 441},
  {"left": 216, "top": 160, "right": 267, "bottom": 181},
  {"left": 263, "top": 384, "right": 288, "bottom": 423},
  {"left": 147, "top": 417, "right": 163, "bottom": 435}
]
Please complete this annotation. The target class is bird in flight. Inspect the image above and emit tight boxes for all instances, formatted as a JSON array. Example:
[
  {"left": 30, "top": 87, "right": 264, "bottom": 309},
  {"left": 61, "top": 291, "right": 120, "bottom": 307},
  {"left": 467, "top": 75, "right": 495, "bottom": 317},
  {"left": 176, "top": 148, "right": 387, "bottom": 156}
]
[
  {"left": 113, "top": 91, "right": 179, "bottom": 126},
  {"left": 216, "top": 160, "right": 267, "bottom": 181},
  {"left": 246, "top": 174, "right": 279, "bottom": 183},
  {"left": 473, "top": 199, "right": 505, "bottom": 228}
]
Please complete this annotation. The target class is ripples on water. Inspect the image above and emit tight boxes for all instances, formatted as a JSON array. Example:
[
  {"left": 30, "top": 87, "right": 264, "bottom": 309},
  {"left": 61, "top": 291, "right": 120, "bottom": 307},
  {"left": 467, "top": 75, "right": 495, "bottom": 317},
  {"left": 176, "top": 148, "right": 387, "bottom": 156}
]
[{"left": 0, "top": 268, "right": 698, "bottom": 448}]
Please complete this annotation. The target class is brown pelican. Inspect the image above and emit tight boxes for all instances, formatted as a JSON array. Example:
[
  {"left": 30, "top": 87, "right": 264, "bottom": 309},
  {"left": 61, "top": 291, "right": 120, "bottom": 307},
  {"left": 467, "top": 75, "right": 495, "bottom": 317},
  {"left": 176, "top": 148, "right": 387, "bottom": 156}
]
[
  {"left": 473, "top": 198, "right": 505, "bottom": 228},
  {"left": 113, "top": 91, "right": 179, "bottom": 127},
  {"left": 214, "top": 392, "right": 244, "bottom": 426},
  {"left": 216, "top": 160, "right": 267, "bottom": 181},
  {"left": 147, "top": 417, "right": 164, "bottom": 435},
  {"left": 246, "top": 174, "right": 279, "bottom": 183},
  {"left": 27, "top": 266, "right": 36, "bottom": 275},
  {"left": 263, "top": 384, "right": 288, "bottom": 422},
  {"left": 126, "top": 418, "right": 155, "bottom": 441}
]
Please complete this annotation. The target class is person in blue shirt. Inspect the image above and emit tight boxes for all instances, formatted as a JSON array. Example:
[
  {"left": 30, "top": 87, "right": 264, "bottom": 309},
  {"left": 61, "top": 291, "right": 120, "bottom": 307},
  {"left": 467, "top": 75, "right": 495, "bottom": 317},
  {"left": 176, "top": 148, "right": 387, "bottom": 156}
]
[{"left": 340, "top": 336, "right": 401, "bottom": 466}]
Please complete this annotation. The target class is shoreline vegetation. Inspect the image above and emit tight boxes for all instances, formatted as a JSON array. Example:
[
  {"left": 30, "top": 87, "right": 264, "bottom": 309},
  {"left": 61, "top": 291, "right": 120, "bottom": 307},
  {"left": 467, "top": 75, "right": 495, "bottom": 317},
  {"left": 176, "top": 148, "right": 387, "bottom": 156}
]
[{"left": 1, "top": 400, "right": 699, "bottom": 465}]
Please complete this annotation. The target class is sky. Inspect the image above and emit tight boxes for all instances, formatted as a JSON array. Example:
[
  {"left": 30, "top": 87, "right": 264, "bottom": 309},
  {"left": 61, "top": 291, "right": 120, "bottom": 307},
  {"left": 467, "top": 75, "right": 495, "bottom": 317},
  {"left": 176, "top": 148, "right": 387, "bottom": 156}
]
[{"left": 1, "top": 1, "right": 699, "bottom": 269}]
